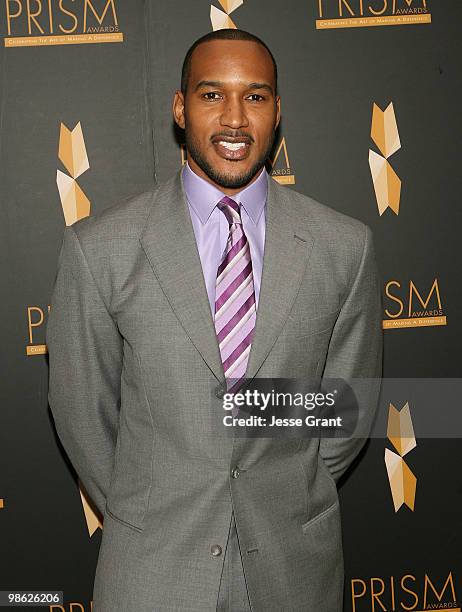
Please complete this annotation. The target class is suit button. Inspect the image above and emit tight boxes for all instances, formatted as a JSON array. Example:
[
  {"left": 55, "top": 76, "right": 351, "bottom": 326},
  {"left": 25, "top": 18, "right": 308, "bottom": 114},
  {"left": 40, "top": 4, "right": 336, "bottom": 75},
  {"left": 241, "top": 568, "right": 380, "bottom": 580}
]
[
  {"left": 231, "top": 467, "right": 241, "bottom": 479},
  {"left": 215, "top": 385, "right": 225, "bottom": 399},
  {"left": 211, "top": 544, "right": 222, "bottom": 557}
]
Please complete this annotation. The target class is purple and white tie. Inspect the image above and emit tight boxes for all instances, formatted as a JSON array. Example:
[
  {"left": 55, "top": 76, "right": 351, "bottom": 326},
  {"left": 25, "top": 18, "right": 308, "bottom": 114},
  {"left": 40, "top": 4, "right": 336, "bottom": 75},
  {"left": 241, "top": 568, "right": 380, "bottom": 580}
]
[{"left": 214, "top": 196, "right": 257, "bottom": 396}]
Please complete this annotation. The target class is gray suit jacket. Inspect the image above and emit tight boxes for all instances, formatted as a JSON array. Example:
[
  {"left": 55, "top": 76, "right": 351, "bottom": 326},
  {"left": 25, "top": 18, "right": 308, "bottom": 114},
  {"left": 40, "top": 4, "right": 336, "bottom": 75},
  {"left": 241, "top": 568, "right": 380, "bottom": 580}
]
[{"left": 46, "top": 168, "right": 383, "bottom": 612}]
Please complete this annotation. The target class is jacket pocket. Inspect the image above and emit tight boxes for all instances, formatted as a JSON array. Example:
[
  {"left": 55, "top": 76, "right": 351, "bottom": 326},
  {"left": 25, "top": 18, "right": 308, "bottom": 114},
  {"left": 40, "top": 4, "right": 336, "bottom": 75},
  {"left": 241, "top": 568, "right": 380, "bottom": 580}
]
[
  {"left": 104, "top": 504, "right": 144, "bottom": 534},
  {"left": 288, "top": 307, "right": 341, "bottom": 338},
  {"left": 301, "top": 499, "right": 339, "bottom": 534}
]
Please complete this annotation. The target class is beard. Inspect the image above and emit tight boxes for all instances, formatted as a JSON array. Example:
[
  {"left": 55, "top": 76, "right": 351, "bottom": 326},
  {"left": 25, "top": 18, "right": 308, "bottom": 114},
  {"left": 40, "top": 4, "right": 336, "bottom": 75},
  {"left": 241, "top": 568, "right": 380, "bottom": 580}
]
[{"left": 184, "top": 124, "right": 276, "bottom": 190}]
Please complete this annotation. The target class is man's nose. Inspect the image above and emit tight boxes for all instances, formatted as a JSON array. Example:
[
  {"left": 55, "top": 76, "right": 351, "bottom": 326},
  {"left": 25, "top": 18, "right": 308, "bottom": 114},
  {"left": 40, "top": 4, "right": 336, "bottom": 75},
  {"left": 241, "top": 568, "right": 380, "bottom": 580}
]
[{"left": 219, "top": 97, "right": 249, "bottom": 129}]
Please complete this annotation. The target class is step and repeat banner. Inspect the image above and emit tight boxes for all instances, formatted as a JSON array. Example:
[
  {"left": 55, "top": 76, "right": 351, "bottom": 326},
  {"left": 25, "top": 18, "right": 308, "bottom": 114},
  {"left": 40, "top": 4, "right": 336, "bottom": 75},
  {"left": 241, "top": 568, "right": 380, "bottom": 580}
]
[{"left": 1, "top": 0, "right": 461, "bottom": 610}]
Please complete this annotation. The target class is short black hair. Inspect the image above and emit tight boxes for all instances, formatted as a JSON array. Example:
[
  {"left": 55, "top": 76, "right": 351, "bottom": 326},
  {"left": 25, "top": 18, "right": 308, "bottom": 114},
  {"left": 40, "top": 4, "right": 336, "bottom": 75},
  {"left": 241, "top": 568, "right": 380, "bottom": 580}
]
[{"left": 181, "top": 28, "right": 278, "bottom": 97}]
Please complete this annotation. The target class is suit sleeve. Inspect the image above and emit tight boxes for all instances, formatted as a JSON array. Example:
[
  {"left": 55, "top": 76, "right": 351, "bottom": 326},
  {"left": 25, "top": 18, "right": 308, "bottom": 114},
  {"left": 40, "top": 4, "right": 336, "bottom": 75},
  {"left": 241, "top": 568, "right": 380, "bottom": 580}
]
[
  {"left": 46, "top": 225, "right": 123, "bottom": 516},
  {"left": 318, "top": 223, "right": 383, "bottom": 483}
]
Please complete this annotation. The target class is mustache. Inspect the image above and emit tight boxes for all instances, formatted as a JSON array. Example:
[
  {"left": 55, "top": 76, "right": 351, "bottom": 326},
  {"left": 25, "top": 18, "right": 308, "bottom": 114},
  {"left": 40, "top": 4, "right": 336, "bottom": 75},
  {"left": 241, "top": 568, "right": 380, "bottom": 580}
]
[{"left": 211, "top": 132, "right": 255, "bottom": 142}]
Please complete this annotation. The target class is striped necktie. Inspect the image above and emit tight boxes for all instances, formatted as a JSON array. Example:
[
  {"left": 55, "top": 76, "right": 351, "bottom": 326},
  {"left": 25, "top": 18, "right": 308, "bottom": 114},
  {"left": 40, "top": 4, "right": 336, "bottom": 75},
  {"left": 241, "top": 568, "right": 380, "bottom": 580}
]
[{"left": 214, "top": 196, "right": 257, "bottom": 395}]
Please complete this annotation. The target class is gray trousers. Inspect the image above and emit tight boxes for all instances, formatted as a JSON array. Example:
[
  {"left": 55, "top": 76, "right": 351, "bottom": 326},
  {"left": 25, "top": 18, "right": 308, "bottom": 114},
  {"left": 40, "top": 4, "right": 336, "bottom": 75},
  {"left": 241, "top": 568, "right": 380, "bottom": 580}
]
[{"left": 216, "top": 511, "right": 252, "bottom": 611}]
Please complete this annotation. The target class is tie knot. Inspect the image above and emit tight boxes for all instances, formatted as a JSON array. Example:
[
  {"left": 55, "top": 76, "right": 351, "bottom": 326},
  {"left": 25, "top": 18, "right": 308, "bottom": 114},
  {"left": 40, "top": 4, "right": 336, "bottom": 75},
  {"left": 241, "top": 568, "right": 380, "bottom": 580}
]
[{"left": 217, "top": 196, "right": 242, "bottom": 225}]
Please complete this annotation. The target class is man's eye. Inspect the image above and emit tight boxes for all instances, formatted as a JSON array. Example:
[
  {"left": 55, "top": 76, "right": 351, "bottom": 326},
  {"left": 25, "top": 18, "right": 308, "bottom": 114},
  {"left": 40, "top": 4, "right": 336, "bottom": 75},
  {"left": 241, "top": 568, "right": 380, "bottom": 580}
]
[
  {"left": 248, "top": 94, "right": 264, "bottom": 101},
  {"left": 203, "top": 92, "right": 221, "bottom": 100}
]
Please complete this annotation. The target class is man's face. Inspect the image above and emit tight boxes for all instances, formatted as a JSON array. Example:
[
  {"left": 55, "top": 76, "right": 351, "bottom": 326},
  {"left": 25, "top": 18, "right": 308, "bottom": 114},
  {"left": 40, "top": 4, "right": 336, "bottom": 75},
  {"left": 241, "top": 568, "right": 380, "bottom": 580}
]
[{"left": 173, "top": 39, "right": 281, "bottom": 195}]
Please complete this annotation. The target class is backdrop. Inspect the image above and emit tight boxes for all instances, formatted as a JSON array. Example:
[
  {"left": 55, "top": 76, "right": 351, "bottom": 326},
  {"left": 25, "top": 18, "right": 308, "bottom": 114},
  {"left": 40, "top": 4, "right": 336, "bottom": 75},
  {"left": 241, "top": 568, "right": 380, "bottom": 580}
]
[{"left": 1, "top": 0, "right": 461, "bottom": 610}]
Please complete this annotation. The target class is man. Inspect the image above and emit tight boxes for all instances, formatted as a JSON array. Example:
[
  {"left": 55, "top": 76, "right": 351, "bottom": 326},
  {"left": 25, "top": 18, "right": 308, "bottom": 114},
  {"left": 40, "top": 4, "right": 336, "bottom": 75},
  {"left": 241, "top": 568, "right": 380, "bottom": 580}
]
[{"left": 46, "top": 28, "right": 383, "bottom": 612}]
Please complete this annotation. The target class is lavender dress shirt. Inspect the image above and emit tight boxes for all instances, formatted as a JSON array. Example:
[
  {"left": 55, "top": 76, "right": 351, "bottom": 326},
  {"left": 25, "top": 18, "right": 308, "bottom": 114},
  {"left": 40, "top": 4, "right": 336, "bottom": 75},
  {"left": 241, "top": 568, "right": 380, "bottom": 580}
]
[{"left": 181, "top": 160, "right": 268, "bottom": 317}]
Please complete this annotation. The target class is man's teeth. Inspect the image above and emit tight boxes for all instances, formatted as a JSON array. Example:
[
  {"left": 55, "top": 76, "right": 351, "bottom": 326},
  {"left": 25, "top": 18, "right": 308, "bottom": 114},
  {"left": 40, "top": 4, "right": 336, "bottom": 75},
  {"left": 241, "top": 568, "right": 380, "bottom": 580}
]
[{"left": 218, "top": 141, "right": 247, "bottom": 150}]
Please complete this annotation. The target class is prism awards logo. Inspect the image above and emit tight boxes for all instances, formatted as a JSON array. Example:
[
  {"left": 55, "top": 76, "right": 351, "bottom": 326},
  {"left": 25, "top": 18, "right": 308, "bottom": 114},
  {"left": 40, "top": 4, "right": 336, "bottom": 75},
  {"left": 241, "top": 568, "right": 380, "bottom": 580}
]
[
  {"left": 369, "top": 102, "right": 401, "bottom": 216},
  {"left": 385, "top": 402, "right": 416, "bottom": 512},
  {"left": 316, "top": 0, "right": 431, "bottom": 30},
  {"left": 26, "top": 305, "right": 50, "bottom": 355},
  {"left": 210, "top": 0, "right": 243, "bottom": 31},
  {"left": 383, "top": 278, "right": 447, "bottom": 330},
  {"left": 4, "top": 0, "right": 123, "bottom": 47},
  {"left": 268, "top": 137, "right": 295, "bottom": 185},
  {"left": 79, "top": 480, "right": 102, "bottom": 537},
  {"left": 180, "top": 144, "right": 187, "bottom": 167},
  {"left": 350, "top": 572, "right": 459, "bottom": 612},
  {"left": 56, "top": 122, "right": 91, "bottom": 226},
  {"left": 49, "top": 601, "right": 94, "bottom": 611},
  {"left": 26, "top": 121, "right": 91, "bottom": 357}
]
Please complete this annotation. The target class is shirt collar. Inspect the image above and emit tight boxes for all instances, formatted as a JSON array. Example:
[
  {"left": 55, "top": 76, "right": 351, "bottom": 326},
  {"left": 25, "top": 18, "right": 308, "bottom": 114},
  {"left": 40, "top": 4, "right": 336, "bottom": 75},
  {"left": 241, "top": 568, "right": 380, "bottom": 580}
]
[{"left": 181, "top": 160, "right": 268, "bottom": 225}]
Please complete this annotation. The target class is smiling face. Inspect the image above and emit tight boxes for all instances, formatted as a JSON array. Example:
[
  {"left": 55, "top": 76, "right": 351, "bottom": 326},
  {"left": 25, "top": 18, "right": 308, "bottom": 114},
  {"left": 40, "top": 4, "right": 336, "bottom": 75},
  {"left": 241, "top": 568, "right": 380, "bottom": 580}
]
[{"left": 173, "top": 39, "right": 281, "bottom": 195}]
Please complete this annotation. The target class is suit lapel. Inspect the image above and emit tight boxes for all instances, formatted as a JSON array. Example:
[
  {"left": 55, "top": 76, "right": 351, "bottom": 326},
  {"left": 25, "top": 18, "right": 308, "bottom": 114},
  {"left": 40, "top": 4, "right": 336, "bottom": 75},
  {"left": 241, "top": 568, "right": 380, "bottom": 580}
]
[
  {"left": 139, "top": 171, "right": 225, "bottom": 381},
  {"left": 245, "top": 175, "right": 314, "bottom": 380},
  {"left": 139, "top": 169, "right": 315, "bottom": 384}
]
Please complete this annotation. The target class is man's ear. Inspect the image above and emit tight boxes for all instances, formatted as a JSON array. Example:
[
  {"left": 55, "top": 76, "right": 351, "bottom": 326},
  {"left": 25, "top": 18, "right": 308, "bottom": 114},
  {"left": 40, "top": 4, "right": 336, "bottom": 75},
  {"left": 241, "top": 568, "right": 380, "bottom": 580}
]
[{"left": 173, "top": 90, "right": 186, "bottom": 129}]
